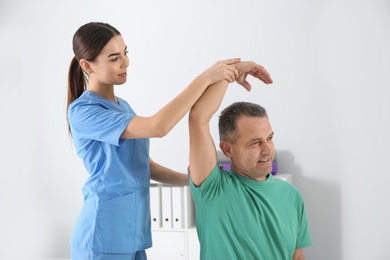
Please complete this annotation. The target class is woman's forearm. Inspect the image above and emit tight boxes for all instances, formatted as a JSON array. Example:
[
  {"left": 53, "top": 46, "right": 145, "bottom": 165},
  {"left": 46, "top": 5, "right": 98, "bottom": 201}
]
[{"left": 150, "top": 158, "right": 189, "bottom": 186}]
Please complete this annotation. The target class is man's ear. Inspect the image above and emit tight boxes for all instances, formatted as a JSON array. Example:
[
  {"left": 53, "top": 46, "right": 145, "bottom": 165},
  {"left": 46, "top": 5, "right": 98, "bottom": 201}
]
[
  {"left": 79, "top": 59, "right": 93, "bottom": 74},
  {"left": 219, "top": 141, "right": 232, "bottom": 159}
]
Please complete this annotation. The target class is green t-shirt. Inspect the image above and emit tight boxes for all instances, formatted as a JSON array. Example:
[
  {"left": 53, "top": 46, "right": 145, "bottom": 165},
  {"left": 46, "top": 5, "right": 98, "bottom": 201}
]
[{"left": 190, "top": 164, "right": 312, "bottom": 260}]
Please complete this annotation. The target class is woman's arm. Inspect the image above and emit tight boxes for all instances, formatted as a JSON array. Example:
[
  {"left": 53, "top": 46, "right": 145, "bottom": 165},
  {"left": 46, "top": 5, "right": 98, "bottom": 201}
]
[
  {"left": 121, "top": 58, "right": 241, "bottom": 139},
  {"left": 150, "top": 158, "right": 189, "bottom": 186}
]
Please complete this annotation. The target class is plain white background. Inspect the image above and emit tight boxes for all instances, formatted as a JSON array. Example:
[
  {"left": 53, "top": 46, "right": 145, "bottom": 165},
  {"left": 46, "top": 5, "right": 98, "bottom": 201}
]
[{"left": 0, "top": 0, "right": 389, "bottom": 259}]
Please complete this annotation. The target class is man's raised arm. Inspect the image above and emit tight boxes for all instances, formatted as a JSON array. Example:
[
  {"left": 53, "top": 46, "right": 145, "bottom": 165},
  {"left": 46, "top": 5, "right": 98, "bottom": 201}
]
[{"left": 188, "top": 61, "right": 273, "bottom": 187}]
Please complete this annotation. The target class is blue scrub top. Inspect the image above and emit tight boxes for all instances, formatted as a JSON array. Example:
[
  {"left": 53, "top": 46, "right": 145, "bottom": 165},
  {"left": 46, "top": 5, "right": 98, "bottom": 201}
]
[{"left": 68, "top": 91, "right": 152, "bottom": 253}]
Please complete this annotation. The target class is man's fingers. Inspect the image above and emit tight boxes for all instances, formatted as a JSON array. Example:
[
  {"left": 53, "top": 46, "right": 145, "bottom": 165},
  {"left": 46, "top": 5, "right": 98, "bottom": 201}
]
[
  {"left": 238, "top": 80, "right": 252, "bottom": 91},
  {"left": 255, "top": 70, "right": 273, "bottom": 84}
]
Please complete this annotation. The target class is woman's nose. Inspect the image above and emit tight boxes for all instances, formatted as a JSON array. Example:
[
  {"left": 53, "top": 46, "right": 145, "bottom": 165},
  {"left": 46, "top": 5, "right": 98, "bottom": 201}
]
[{"left": 121, "top": 56, "right": 129, "bottom": 68}]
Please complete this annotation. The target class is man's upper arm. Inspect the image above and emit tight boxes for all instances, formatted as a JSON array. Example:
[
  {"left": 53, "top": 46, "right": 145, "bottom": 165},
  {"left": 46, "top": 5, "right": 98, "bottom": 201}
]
[
  {"left": 188, "top": 116, "right": 218, "bottom": 187},
  {"left": 188, "top": 80, "right": 230, "bottom": 187},
  {"left": 293, "top": 248, "right": 304, "bottom": 260}
]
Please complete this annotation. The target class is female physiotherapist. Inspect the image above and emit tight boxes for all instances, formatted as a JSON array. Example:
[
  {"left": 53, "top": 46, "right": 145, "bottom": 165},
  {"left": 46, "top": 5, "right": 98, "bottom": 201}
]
[{"left": 66, "top": 22, "right": 244, "bottom": 260}]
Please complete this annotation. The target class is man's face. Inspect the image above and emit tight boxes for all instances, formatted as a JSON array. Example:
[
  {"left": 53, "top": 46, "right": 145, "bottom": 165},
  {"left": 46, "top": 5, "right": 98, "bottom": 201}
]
[{"left": 222, "top": 116, "right": 275, "bottom": 181}]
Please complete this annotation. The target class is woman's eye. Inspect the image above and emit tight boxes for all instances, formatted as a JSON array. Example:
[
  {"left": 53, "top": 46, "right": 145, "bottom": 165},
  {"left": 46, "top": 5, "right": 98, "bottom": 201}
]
[
  {"left": 125, "top": 51, "right": 129, "bottom": 55},
  {"left": 111, "top": 57, "right": 119, "bottom": 62}
]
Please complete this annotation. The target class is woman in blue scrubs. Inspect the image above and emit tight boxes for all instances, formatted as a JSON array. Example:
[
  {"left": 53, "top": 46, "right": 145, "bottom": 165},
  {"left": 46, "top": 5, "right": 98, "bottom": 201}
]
[{"left": 66, "top": 22, "right": 244, "bottom": 259}]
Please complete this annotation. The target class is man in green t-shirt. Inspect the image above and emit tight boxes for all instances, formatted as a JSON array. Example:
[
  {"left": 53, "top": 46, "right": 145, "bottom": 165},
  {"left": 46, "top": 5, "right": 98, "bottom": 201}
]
[{"left": 188, "top": 61, "right": 312, "bottom": 259}]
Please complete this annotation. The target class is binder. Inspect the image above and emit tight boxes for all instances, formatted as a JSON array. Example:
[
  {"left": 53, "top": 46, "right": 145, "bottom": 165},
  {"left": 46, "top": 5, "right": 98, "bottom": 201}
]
[
  {"left": 171, "top": 186, "right": 184, "bottom": 228},
  {"left": 161, "top": 186, "right": 173, "bottom": 228},
  {"left": 150, "top": 185, "right": 162, "bottom": 228}
]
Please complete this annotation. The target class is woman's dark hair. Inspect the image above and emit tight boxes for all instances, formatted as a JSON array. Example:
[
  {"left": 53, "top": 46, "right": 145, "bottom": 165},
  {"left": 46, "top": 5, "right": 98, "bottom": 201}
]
[
  {"left": 218, "top": 101, "right": 268, "bottom": 142},
  {"left": 67, "top": 22, "right": 121, "bottom": 132}
]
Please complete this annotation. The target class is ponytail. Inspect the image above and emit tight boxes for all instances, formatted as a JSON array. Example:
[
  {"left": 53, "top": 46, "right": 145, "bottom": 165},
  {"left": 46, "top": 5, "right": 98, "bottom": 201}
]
[{"left": 67, "top": 56, "right": 86, "bottom": 134}]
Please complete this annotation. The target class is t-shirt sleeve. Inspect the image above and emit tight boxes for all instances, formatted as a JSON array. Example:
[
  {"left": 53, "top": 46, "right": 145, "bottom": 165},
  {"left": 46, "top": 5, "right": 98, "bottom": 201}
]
[
  {"left": 68, "top": 101, "right": 134, "bottom": 146},
  {"left": 190, "top": 163, "right": 224, "bottom": 202},
  {"left": 295, "top": 196, "right": 313, "bottom": 249}
]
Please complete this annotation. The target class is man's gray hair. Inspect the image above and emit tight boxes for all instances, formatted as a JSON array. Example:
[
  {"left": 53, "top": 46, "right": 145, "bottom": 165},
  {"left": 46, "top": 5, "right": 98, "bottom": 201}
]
[{"left": 218, "top": 101, "right": 268, "bottom": 142}]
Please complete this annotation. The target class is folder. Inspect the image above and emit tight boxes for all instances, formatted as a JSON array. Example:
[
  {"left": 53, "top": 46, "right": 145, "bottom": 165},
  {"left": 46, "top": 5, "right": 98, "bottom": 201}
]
[
  {"left": 150, "top": 185, "right": 162, "bottom": 228},
  {"left": 161, "top": 186, "right": 173, "bottom": 228},
  {"left": 171, "top": 186, "right": 184, "bottom": 228}
]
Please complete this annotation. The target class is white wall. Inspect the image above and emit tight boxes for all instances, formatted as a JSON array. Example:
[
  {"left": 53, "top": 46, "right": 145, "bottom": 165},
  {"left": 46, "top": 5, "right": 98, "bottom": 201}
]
[{"left": 0, "top": 0, "right": 389, "bottom": 259}]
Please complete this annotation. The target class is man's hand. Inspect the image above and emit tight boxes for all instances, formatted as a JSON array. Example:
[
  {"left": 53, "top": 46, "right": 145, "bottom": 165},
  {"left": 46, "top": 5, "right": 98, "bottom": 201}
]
[{"left": 232, "top": 61, "right": 273, "bottom": 91}]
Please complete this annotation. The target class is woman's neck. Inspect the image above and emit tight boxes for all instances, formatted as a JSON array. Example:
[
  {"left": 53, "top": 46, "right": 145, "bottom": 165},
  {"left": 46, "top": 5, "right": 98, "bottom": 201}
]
[{"left": 87, "top": 84, "right": 116, "bottom": 102}]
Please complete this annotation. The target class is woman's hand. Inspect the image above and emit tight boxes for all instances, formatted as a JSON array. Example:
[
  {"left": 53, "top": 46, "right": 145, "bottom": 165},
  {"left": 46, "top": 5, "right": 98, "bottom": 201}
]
[{"left": 201, "top": 58, "right": 241, "bottom": 86}]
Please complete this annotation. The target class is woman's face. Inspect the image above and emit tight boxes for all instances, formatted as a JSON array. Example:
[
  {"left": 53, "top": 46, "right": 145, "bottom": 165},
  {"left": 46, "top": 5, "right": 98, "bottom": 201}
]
[{"left": 88, "top": 35, "right": 129, "bottom": 88}]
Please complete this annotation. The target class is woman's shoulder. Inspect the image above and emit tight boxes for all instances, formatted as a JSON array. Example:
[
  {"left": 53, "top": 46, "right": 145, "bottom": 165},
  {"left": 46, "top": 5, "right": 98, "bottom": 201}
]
[
  {"left": 70, "top": 91, "right": 125, "bottom": 109},
  {"left": 69, "top": 91, "right": 97, "bottom": 106}
]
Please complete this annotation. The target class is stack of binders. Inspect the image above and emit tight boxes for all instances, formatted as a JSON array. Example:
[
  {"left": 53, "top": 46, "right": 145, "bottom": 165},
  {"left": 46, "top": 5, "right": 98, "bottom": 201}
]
[{"left": 150, "top": 184, "right": 185, "bottom": 229}]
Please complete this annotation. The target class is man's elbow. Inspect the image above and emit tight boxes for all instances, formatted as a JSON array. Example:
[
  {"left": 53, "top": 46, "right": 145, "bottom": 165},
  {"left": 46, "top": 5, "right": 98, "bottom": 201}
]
[
  {"left": 188, "top": 109, "right": 209, "bottom": 125},
  {"left": 188, "top": 108, "right": 200, "bottom": 122}
]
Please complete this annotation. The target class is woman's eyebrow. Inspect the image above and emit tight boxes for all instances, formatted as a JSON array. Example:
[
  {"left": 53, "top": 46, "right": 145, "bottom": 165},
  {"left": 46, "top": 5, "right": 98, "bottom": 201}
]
[
  {"left": 107, "top": 52, "right": 120, "bottom": 58},
  {"left": 107, "top": 46, "right": 128, "bottom": 58}
]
